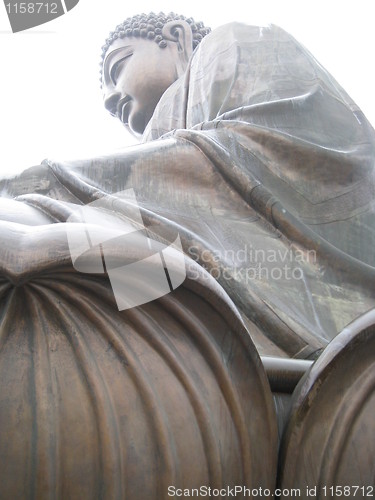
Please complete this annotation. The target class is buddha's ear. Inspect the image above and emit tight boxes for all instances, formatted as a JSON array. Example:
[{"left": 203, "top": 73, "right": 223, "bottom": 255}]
[{"left": 162, "top": 20, "right": 193, "bottom": 60}]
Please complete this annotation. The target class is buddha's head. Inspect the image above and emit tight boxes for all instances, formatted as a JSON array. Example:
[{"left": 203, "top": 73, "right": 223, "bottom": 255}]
[{"left": 100, "top": 12, "right": 210, "bottom": 138}]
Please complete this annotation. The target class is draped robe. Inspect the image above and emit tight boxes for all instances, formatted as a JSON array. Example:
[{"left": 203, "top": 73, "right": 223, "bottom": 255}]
[{"left": 1, "top": 22, "right": 375, "bottom": 359}]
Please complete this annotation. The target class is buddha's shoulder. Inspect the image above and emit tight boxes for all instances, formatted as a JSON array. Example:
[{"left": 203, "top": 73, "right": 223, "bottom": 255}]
[{"left": 203, "top": 22, "right": 292, "bottom": 47}]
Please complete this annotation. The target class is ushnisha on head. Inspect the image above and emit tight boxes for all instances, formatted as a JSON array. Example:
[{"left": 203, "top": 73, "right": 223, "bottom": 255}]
[{"left": 101, "top": 12, "right": 211, "bottom": 137}]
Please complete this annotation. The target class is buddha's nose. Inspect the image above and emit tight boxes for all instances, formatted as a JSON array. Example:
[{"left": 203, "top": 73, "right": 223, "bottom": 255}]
[{"left": 104, "top": 91, "right": 121, "bottom": 117}]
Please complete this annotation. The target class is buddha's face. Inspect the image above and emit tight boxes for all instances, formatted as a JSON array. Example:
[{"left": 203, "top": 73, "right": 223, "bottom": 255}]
[{"left": 102, "top": 37, "right": 183, "bottom": 138}]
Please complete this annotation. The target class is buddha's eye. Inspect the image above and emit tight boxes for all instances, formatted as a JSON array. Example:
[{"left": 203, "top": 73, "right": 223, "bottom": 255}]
[{"left": 110, "top": 54, "right": 132, "bottom": 85}]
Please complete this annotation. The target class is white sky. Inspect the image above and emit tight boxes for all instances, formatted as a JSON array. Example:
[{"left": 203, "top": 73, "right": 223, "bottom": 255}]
[{"left": 0, "top": 0, "right": 374, "bottom": 178}]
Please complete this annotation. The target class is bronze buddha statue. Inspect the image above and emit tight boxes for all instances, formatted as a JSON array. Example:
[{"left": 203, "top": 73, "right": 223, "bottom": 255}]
[{"left": 0, "top": 12, "right": 374, "bottom": 499}]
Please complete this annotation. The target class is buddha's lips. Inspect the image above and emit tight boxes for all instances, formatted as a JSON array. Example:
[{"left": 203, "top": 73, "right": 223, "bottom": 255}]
[{"left": 117, "top": 96, "right": 132, "bottom": 125}]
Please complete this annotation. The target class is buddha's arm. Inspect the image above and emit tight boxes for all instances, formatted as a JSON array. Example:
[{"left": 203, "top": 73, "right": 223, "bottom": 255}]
[
  {"left": 0, "top": 135, "right": 213, "bottom": 201},
  {"left": 0, "top": 135, "right": 219, "bottom": 225}
]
